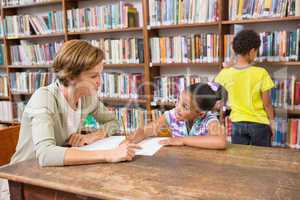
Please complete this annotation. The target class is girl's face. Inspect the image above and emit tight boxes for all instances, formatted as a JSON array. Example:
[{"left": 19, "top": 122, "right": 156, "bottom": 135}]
[
  {"left": 72, "top": 62, "right": 103, "bottom": 96},
  {"left": 174, "top": 91, "right": 204, "bottom": 121}
]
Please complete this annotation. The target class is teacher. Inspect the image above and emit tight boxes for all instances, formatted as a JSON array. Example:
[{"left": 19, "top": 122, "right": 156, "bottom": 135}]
[{"left": 10, "top": 40, "right": 140, "bottom": 167}]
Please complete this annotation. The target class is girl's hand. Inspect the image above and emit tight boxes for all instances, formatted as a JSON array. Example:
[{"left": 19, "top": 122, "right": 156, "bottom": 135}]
[
  {"left": 68, "top": 132, "right": 105, "bottom": 147},
  {"left": 106, "top": 143, "right": 141, "bottom": 162},
  {"left": 159, "top": 137, "right": 184, "bottom": 146}
]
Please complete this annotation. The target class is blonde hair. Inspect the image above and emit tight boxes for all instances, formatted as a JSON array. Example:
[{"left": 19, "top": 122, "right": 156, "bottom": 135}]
[{"left": 53, "top": 40, "right": 104, "bottom": 86}]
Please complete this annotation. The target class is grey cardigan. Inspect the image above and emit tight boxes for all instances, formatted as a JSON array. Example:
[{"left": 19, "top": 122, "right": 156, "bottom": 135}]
[{"left": 10, "top": 80, "right": 120, "bottom": 167}]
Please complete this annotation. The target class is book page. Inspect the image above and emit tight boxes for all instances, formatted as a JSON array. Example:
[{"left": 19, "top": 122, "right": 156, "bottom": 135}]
[{"left": 79, "top": 136, "right": 167, "bottom": 156}]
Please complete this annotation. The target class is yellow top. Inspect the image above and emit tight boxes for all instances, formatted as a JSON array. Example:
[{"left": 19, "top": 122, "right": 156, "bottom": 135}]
[{"left": 215, "top": 66, "right": 274, "bottom": 124}]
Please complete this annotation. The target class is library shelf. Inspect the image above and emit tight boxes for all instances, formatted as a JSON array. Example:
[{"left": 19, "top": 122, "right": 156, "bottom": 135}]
[
  {"left": 7, "top": 65, "right": 52, "bottom": 69},
  {"left": 99, "top": 97, "right": 147, "bottom": 105},
  {"left": 151, "top": 101, "right": 176, "bottom": 108},
  {"left": 2, "top": 0, "right": 62, "bottom": 9},
  {"left": 6, "top": 33, "right": 65, "bottom": 40},
  {"left": 67, "top": 27, "right": 143, "bottom": 36},
  {"left": 104, "top": 64, "right": 144, "bottom": 68},
  {"left": 11, "top": 92, "right": 34, "bottom": 96},
  {"left": 0, "top": 120, "right": 20, "bottom": 125},
  {"left": 258, "top": 61, "right": 300, "bottom": 67},
  {"left": 149, "top": 22, "right": 219, "bottom": 30},
  {"left": 275, "top": 108, "right": 300, "bottom": 115},
  {"left": 150, "top": 62, "right": 220, "bottom": 67},
  {"left": 222, "top": 16, "right": 300, "bottom": 25},
  {"left": 0, "top": 96, "right": 10, "bottom": 100}
]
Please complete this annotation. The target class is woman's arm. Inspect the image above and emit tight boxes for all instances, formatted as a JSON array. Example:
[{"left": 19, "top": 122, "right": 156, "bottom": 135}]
[
  {"left": 160, "top": 121, "right": 227, "bottom": 149},
  {"left": 67, "top": 130, "right": 106, "bottom": 147},
  {"left": 63, "top": 143, "right": 140, "bottom": 165},
  {"left": 31, "top": 112, "right": 140, "bottom": 167}
]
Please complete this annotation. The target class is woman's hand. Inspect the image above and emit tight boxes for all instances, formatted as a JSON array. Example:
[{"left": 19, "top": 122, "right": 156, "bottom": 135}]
[
  {"left": 68, "top": 131, "right": 106, "bottom": 147},
  {"left": 105, "top": 143, "right": 141, "bottom": 162},
  {"left": 159, "top": 137, "right": 184, "bottom": 146}
]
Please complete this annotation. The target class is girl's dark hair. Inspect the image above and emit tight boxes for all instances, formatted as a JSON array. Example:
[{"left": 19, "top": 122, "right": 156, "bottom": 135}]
[
  {"left": 233, "top": 29, "right": 261, "bottom": 55},
  {"left": 186, "top": 82, "right": 226, "bottom": 111}
]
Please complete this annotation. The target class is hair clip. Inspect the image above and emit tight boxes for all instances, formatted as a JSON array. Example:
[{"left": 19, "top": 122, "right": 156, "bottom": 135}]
[{"left": 207, "top": 81, "right": 219, "bottom": 92}]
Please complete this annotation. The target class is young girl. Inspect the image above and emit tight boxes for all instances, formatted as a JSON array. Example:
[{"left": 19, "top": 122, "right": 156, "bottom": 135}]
[
  {"left": 126, "top": 82, "right": 227, "bottom": 149},
  {"left": 215, "top": 29, "right": 274, "bottom": 147}
]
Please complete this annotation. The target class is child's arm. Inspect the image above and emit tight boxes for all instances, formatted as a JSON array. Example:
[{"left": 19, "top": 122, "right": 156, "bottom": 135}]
[
  {"left": 262, "top": 90, "right": 275, "bottom": 134},
  {"left": 126, "top": 115, "right": 169, "bottom": 144},
  {"left": 160, "top": 121, "right": 227, "bottom": 150}
]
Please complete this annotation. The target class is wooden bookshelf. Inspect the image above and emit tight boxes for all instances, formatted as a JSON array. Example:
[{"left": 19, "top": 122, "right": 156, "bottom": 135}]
[
  {"left": 151, "top": 101, "right": 176, "bottom": 108},
  {"left": 222, "top": 16, "right": 300, "bottom": 25},
  {"left": 0, "top": 0, "right": 299, "bottom": 137},
  {"left": 7, "top": 64, "right": 52, "bottom": 69},
  {"left": 99, "top": 97, "right": 147, "bottom": 105},
  {"left": 0, "top": 120, "right": 19, "bottom": 125},
  {"left": 11, "top": 92, "right": 34, "bottom": 96},
  {"left": 149, "top": 22, "right": 219, "bottom": 30},
  {"left": 67, "top": 27, "right": 143, "bottom": 36},
  {"left": 0, "top": 96, "right": 9, "bottom": 100},
  {"left": 258, "top": 61, "right": 300, "bottom": 67},
  {"left": 6, "top": 33, "right": 65, "bottom": 40},
  {"left": 103, "top": 64, "right": 144, "bottom": 68},
  {"left": 275, "top": 108, "right": 300, "bottom": 115},
  {"left": 150, "top": 62, "right": 220, "bottom": 67},
  {"left": 2, "top": 0, "right": 62, "bottom": 9}
]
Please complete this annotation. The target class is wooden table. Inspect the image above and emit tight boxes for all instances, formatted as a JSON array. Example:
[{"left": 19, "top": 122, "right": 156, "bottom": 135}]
[{"left": 0, "top": 145, "right": 300, "bottom": 200}]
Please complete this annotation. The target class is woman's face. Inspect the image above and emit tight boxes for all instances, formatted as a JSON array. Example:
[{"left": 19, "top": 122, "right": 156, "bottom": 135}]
[{"left": 72, "top": 62, "right": 103, "bottom": 96}]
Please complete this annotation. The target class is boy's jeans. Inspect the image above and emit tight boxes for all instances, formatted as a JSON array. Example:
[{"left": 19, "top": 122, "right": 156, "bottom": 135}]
[{"left": 232, "top": 122, "right": 272, "bottom": 147}]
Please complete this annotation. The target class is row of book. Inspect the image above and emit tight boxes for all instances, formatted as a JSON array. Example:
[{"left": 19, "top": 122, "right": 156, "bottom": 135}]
[
  {"left": 148, "top": 0, "right": 219, "bottom": 26},
  {"left": 224, "top": 29, "right": 300, "bottom": 63},
  {"left": 10, "top": 41, "right": 63, "bottom": 66},
  {"left": 0, "top": 73, "right": 9, "bottom": 97},
  {"left": 99, "top": 72, "right": 144, "bottom": 99},
  {"left": 228, "top": 0, "right": 300, "bottom": 20},
  {"left": 0, "top": 101, "right": 15, "bottom": 122},
  {"left": 153, "top": 75, "right": 209, "bottom": 103},
  {"left": 272, "top": 117, "right": 300, "bottom": 148},
  {"left": 0, "top": 101, "right": 26, "bottom": 122},
  {"left": 150, "top": 33, "right": 219, "bottom": 64},
  {"left": 98, "top": 38, "right": 144, "bottom": 64},
  {"left": 1, "top": 0, "right": 53, "bottom": 6},
  {"left": 5, "top": 11, "right": 63, "bottom": 37},
  {"left": 67, "top": 2, "right": 139, "bottom": 32},
  {"left": 271, "top": 76, "right": 300, "bottom": 108},
  {"left": 0, "top": 45, "right": 4, "bottom": 65},
  {"left": 111, "top": 107, "right": 148, "bottom": 133},
  {"left": 0, "top": 21, "right": 3, "bottom": 37},
  {"left": 10, "top": 72, "right": 55, "bottom": 94}
]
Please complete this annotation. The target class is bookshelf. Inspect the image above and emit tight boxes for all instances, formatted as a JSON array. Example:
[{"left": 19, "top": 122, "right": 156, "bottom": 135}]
[
  {"left": 222, "top": 16, "right": 300, "bottom": 25},
  {"left": 0, "top": 0, "right": 299, "bottom": 147}
]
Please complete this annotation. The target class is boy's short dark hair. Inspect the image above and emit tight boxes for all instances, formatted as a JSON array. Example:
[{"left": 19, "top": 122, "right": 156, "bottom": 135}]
[
  {"left": 232, "top": 29, "right": 261, "bottom": 55},
  {"left": 186, "top": 83, "right": 226, "bottom": 111}
]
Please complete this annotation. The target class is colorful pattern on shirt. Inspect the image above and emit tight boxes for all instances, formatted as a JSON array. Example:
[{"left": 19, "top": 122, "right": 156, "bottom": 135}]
[{"left": 164, "top": 109, "right": 218, "bottom": 137}]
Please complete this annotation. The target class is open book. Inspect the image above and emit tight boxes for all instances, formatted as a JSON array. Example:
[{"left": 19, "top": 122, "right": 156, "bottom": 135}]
[{"left": 79, "top": 136, "right": 167, "bottom": 156}]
